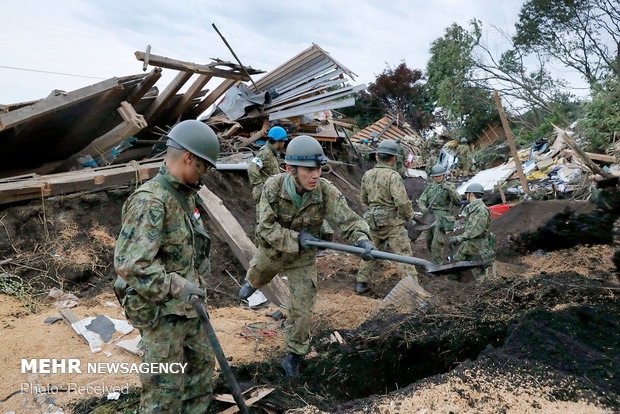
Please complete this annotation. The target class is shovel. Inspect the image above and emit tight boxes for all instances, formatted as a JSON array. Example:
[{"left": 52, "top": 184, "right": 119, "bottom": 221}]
[
  {"left": 190, "top": 296, "right": 250, "bottom": 414},
  {"left": 303, "top": 239, "right": 485, "bottom": 274},
  {"left": 406, "top": 213, "right": 437, "bottom": 241}
]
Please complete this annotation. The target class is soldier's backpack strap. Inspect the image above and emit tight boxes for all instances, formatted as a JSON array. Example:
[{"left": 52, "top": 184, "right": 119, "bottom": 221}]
[{"left": 152, "top": 175, "right": 209, "bottom": 239}]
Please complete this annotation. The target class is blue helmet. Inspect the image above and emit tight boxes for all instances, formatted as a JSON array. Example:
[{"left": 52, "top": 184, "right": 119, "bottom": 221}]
[{"left": 267, "top": 126, "right": 288, "bottom": 141}]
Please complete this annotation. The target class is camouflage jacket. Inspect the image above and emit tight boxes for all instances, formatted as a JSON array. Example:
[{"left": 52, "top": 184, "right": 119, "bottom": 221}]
[
  {"left": 456, "top": 144, "right": 471, "bottom": 161},
  {"left": 361, "top": 162, "right": 413, "bottom": 227},
  {"left": 459, "top": 199, "right": 491, "bottom": 241},
  {"left": 248, "top": 142, "right": 281, "bottom": 201},
  {"left": 114, "top": 165, "right": 207, "bottom": 318},
  {"left": 418, "top": 181, "right": 461, "bottom": 215},
  {"left": 257, "top": 173, "right": 370, "bottom": 268},
  {"left": 396, "top": 144, "right": 406, "bottom": 176}
]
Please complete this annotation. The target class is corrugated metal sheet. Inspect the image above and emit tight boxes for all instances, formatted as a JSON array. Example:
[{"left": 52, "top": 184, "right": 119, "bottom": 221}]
[{"left": 214, "top": 44, "right": 364, "bottom": 123}]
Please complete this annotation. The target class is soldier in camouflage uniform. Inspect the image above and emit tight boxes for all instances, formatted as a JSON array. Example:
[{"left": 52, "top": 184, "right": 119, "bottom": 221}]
[
  {"left": 449, "top": 183, "right": 495, "bottom": 277},
  {"left": 456, "top": 138, "right": 472, "bottom": 175},
  {"left": 356, "top": 139, "right": 415, "bottom": 294},
  {"left": 395, "top": 138, "right": 407, "bottom": 178},
  {"left": 114, "top": 120, "right": 219, "bottom": 413},
  {"left": 238, "top": 135, "right": 373, "bottom": 377},
  {"left": 418, "top": 165, "right": 462, "bottom": 264},
  {"left": 247, "top": 126, "right": 288, "bottom": 203}
]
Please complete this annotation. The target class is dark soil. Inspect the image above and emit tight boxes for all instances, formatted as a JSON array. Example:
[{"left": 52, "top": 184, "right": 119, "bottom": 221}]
[
  {"left": 202, "top": 272, "right": 618, "bottom": 413},
  {"left": 490, "top": 200, "right": 595, "bottom": 254}
]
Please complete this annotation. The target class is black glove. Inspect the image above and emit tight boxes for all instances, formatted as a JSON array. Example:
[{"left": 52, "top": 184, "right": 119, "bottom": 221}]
[
  {"left": 298, "top": 230, "right": 318, "bottom": 250},
  {"left": 355, "top": 239, "right": 375, "bottom": 261},
  {"left": 171, "top": 274, "right": 206, "bottom": 303}
]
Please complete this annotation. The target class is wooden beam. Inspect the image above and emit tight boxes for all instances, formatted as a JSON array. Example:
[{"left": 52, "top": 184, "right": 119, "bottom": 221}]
[
  {"left": 561, "top": 149, "right": 616, "bottom": 164},
  {"left": 144, "top": 71, "right": 192, "bottom": 122},
  {"left": 135, "top": 51, "right": 253, "bottom": 81},
  {"left": 77, "top": 102, "right": 148, "bottom": 162},
  {"left": 127, "top": 67, "right": 162, "bottom": 105},
  {"left": 172, "top": 74, "right": 213, "bottom": 116},
  {"left": 0, "top": 78, "right": 121, "bottom": 131},
  {"left": 493, "top": 90, "right": 530, "bottom": 195},
  {"left": 190, "top": 79, "right": 237, "bottom": 118},
  {"left": 197, "top": 186, "right": 289, "bottom": 307},
  {"left": 0, "top": 159, "right": 163, "bottom": 205}
]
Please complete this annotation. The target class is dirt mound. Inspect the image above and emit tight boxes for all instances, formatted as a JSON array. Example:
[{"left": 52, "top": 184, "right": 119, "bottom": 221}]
[
  {"left": 491, "top": 200, "right": 595, "bottom": 253},
  {"left": 200, "top": 272, "right": 618, "bottom": 413}
]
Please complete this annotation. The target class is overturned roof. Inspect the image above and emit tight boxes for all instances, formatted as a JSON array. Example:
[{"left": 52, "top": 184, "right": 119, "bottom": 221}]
[
  {"left": 213, "top": 44, "right": 364, "bottom": 122},
  {"left": 351, "top": 115, "right": 422, "bottom": 143}
]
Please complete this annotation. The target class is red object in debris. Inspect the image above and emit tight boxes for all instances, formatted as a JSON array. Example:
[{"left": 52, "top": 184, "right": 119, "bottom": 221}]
[{"left": 488, "top": 203, "right": 511, "bottom": 219}]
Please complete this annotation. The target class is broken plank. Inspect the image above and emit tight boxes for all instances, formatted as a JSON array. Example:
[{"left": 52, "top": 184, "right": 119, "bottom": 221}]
[
  {"left": 218, "top": 388, "right": 275, "bottom": 414},
  {"left": 144, "top": 71, "right": 193, "bottom": 122},
  {"left": 197, "top": 186, "right": 289, "bottom": 307},
  {"left": 0, "top": 159, "right": 163, "bottom": 205},
  {"left": 127, "top": 67, "right": 162, "bottom": 105},
  {"left": 191, "top": 79, "right": 237, "bottom": 118},
  {"left": 135, "top": 51, "right": 255, "bottom": 81},
  {"left": 172, "top": 74, "right": 213, "bottom": 116},
  {"left": 0, "top": 78, "right": 122, "bottom": 131}
]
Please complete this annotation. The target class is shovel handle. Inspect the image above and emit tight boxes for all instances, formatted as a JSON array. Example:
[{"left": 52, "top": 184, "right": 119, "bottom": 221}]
[
  {"left": 190, "top": 297, "right": 250, "bottom": 414},
  {"left": 305, "top": 239, "right": 438, "bottom": 271}
]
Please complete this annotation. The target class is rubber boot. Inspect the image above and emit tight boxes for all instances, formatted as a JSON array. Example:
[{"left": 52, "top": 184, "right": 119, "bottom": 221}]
[
  {"left": 239, "top": 281, "right": 257, "bottom": 300},
  {"left": 281, "top": 352, "right": 301, "bottom": 378},
  {"left": 355, "top": 282, "right": 370, "bottom": 295}
]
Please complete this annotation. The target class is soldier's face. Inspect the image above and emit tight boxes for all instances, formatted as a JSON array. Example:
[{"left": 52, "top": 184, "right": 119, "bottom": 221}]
[
  {"left": 433, "top": 175, "right": 444, "bottom": 183},
  {"left": 293, "top": 166, "right": 321, "bottom": 191},
  {"left": 184, "top": 153, "right": 208, "bottom": 186}
]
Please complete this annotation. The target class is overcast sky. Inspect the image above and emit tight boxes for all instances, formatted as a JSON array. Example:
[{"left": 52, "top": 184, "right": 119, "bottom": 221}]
[{"left": 1, "top": 0, "right": 582, "bottom": 105}]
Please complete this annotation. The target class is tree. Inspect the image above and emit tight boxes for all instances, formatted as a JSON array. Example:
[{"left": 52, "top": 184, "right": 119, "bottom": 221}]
[
  {"left": 368, "top": 63, "right": 434, "bottom": 131},
  {"left": 342, "top": 62, "right": 434, "bottom": 131},
  {"left": 514, "top": 0, "right": 620, "bottom": 86},
  {"left": 578, "top": 75, "right": 620, "bottom": 151},
  {"left": 426, "top": 23, "right": 499, "bottom": 141}
]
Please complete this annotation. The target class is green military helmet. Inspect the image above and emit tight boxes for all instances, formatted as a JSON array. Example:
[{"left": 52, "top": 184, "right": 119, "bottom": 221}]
[
  {"left": 377, "top": 139, "right": 399, "bottom": 156},
  {"left": 166, "top": 120, "right": 220, "bottom": 167},
  {"left": 285, "top": 135, "right": 328, "bottom": 167},
  {"left": 430, "top": 164, "right": 446, "bottom": 177},
  {"left": 465, "top": 182, "right": 485, "bottom": 195}
]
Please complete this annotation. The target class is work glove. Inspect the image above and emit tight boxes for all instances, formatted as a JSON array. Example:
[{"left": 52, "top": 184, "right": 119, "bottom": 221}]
[
  {"left": 449, "top": 236, "right": 462, "bottom": 246},
  {"left": 419, "top": 206, "right": 428, "bottom": 215},
  {"left": 298, "top": 230, "right": 318, "bottom": 250},
  {"left": 355, "top": 239, "right": 376, "bottom": 261},
  {"left": 170, "top": 274, "right": 206, "bottom": 303}
]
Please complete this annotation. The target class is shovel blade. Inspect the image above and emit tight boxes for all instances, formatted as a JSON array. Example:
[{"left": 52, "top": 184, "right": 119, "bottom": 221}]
[{"left": 427, "top": 260, "right": 486, "bottom": 275}]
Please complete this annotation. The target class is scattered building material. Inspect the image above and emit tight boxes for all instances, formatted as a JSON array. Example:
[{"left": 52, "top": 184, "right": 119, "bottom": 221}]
[{"left": 116, "top": 334, "right": 142, "bottom": 356}]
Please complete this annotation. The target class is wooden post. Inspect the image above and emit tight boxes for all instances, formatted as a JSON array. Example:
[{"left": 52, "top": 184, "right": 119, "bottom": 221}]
[
  {"left": 493, "top": 90, "right": 530, "bottom": 195},
  {"left": 497, "top": 184, "right": 507, "bottom": 204}
]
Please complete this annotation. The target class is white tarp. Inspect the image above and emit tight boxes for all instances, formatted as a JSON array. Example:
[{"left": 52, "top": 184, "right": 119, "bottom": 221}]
[{"left": 457, "top": 162, "right": 517, "bottom": 194}]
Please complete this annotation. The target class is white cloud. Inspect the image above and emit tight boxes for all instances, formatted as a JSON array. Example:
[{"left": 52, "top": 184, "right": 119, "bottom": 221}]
[{"left": 0, "top": 0, "right": 587, "bottom": 105}]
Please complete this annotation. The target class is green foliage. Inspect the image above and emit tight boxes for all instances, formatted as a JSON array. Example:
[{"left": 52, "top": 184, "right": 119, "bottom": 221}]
[
  {"left": 340, "top": 90, "right": 383, "bottom": 129},
  {"left": 578, "top": 75, "right": 620, "bottom": 151},
  {"left": 514, "top": 99, "right": 584, "bottom": 146},
  {"left": 426, "top": 22, "right": 499, "bottom": 141}
]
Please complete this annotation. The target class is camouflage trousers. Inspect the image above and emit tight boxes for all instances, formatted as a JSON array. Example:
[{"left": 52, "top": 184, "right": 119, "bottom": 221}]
[
  {"left": 357, "top": 225, "right": 417, "bottom": 283},
  {"left": 139, "top": 314, "right": 215, "bottom": 414},
  {"left": 454, "top": 237, "right": 495, "bottom": 278},
  {"left": 246, "top": 246, "right": 317, "bottom": 355}
]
